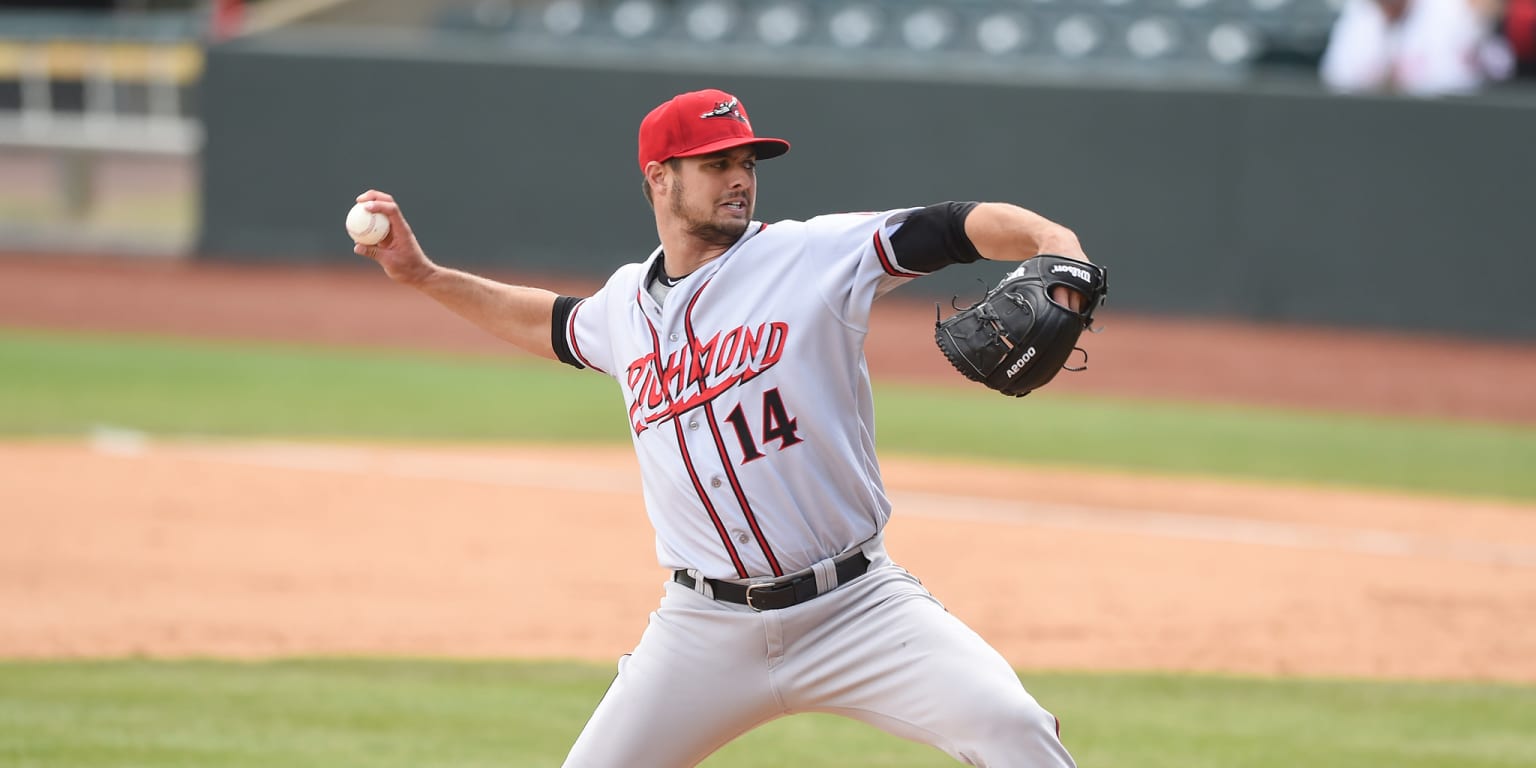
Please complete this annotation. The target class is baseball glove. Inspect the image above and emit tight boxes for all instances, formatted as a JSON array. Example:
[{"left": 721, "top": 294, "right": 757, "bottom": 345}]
[{"left": 934, "top": 255, "right": 1108, "bottom": 398}]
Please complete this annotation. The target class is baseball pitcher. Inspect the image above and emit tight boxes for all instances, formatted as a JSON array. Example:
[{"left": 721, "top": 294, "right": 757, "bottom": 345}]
[{"left": 355, "top": 88, "right": 1105, "bottom": 767}]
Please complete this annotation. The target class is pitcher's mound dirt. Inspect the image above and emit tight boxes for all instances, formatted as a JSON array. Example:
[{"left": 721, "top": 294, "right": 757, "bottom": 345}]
[{"left": 4, "top": 439, "right": 1534, "bottom": 682}]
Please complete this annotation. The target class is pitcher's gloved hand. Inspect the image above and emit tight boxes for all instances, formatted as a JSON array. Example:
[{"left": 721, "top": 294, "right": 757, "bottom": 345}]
[{"left": 934, "top": 255, "right": 1108, "bottom": 397}]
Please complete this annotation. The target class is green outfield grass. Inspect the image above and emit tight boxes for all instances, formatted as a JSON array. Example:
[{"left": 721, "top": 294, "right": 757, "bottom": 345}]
[
  {"left": 2, "top": 327, "right": 1533, "bottom": 501},
  {"left": 1, "top": 660, "right": 1532, "bottom": 768}
]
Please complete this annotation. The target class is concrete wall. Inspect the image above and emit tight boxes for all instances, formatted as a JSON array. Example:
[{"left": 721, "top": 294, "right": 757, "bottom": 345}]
[{"left": 198, "top": 37, "right": 1536, "bottom": 338}]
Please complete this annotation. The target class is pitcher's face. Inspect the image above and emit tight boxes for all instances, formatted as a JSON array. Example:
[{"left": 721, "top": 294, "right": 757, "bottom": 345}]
[{"left": 666, "top": 147, "right": 758, "bottom": 247}]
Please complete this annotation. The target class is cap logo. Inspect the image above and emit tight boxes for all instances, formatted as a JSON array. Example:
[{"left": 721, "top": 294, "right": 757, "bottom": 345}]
[{"left": 700, "top": 97, "right": 750, "bottom": 126}]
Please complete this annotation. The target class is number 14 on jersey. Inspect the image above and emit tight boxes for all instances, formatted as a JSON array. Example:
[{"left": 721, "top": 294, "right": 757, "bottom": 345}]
[{"left": 723, "top": 388, "right": 801, "bottom": 463}]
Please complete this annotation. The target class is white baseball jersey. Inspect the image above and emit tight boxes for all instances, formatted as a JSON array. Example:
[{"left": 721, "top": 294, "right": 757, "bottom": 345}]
[{"left": 557, "top": 208, "right": 938, "bottom": 580}]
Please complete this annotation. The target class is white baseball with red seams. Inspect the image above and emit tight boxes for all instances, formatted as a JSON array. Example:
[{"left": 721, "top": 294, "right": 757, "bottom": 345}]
[
  {"left": 345, "top": 202, "right": 390, "bottom": 245},
  {"left": 557, "top": 208, "right": 1077, "bottom": 766}
]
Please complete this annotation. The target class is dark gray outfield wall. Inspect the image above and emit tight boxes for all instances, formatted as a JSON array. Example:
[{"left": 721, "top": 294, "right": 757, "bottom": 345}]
[{"left": 198, "top": 37, "right": 1536, "bottom": 338}]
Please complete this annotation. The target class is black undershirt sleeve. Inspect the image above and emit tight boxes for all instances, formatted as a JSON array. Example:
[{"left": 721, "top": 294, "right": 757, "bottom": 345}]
[
  {"left": 550, "top": 295, "right": 584, "bottom": 369},
  {"left": 887, "top": 201, "right": 984, "bottom": 274}
]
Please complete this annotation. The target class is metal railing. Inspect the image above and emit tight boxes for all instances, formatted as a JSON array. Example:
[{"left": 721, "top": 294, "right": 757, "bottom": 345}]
[
  {"left": 0, "top": 9, "right": 208, "bottom": 255},
  {"left": 0, "top": 10, "right": 205, "bottom": 156}
]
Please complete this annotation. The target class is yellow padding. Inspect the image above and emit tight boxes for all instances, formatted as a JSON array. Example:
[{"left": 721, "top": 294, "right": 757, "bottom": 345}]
[{"left": 0, "top": 40, "right": 203, "bottom": 83}]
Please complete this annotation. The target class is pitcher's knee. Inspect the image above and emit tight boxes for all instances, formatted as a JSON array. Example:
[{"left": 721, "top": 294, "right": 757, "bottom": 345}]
[{"left": 953, "top": 697, "right": 1074, "bottom": 767}]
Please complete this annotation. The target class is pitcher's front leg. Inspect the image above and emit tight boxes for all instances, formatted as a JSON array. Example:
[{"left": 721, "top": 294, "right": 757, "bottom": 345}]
[{"left": 563, "top": 581, "right": 783, "bottom": 768}]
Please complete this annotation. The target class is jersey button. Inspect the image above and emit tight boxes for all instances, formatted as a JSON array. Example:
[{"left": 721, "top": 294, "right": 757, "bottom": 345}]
[
  {"left": 669, "top": 333, "right": 679, "bottom": 341},
  {"left": 710, "top": 476, "right": 723, "bottom": 488},
  {"left": 733, "top": 530, "right": 751, "bottom": 545},
  {"left": 688, "top": 420, "right": 699, "bottom": 430}
]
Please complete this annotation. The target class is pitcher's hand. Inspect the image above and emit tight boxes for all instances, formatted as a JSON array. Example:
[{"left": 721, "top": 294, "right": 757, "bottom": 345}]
[{"left": 353, "top": 190, "right": 435, "bottom": 286}]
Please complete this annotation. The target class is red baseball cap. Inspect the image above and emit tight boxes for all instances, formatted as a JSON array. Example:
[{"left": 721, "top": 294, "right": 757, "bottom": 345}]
[{"left": 637, "top": 89, "right": 790, "bottom": 171}]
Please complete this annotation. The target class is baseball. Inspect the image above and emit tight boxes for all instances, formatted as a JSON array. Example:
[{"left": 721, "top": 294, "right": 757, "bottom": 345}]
[{"left": 346, "top": 203, "right": 390, "bottom": 245}]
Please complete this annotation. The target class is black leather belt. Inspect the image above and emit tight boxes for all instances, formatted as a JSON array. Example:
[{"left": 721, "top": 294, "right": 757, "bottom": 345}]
[{"left": 673, "top": 551, "right": 871, "bottom": 611}]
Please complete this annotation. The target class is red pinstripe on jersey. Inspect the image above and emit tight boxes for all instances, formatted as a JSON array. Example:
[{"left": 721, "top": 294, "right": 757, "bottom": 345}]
[
  {"left": 872, "top": 230, "right": 924, "bottom": 278},
  {"left": 639, "top": 289, "right": 749, "bottom": 579},
  {"left": 566, "top": 299, "right": 606, "bottom": 373},
  {"left": 682, "top": 280, "right": 784, "bottom": 577}
]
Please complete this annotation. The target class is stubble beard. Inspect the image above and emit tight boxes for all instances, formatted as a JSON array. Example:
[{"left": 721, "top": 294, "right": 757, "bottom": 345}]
[{"left": 670, "top": 176, "right": 749, "bottom": 247}]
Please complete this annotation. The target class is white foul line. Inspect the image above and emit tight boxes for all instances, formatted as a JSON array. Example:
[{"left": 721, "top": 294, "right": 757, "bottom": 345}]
[{"left": 891, "top": 491, "right": 1536, "bottom": 569}]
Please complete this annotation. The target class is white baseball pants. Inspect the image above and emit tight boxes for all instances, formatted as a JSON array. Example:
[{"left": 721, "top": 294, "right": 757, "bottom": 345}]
[{"left": 562, "top": 541, "right": 1076, "bottom": 767}]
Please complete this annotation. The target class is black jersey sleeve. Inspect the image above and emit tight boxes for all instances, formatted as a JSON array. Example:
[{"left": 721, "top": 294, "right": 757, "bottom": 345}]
[
  {"left": 887, "top": 201, "right": 983, "bottom": 273},
  {"left": 551, "top": 295, "right": 584, "bottom": 369}
]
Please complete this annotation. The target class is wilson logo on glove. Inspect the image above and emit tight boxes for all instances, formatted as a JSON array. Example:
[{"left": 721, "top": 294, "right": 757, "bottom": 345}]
[
  {"left": 1050, "top": 263, "right": 1095, "bottom": 283},
  {"left": 934, "top": 255, "right": 1108, "bottom": 398}
]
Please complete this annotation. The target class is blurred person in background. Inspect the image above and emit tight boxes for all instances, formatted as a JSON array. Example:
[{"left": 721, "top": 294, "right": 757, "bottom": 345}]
[
  {"left": 1507, "top": 0, "right": 1536, "bottom": 76},
  {"left": 1320, "top": 0, "right": 1514, "bottom": 95}
]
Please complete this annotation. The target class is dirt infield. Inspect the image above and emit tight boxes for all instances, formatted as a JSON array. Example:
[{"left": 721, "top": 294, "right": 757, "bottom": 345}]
[{"left": 3, "top": 254, "right": 1536, "bottom": 681}]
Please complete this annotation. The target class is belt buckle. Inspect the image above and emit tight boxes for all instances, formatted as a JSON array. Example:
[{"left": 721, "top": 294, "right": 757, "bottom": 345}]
[{"left": 744, "top": 582, "right": 772, "bottom": 612}]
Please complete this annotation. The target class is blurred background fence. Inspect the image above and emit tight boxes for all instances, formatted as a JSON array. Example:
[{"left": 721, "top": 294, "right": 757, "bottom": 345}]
[
  {"left": 4, "top": 0, "right": 1534, "bottom": 337},
  {"left": 0, "top": 0, "right": 208, "bottom": 253}
]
